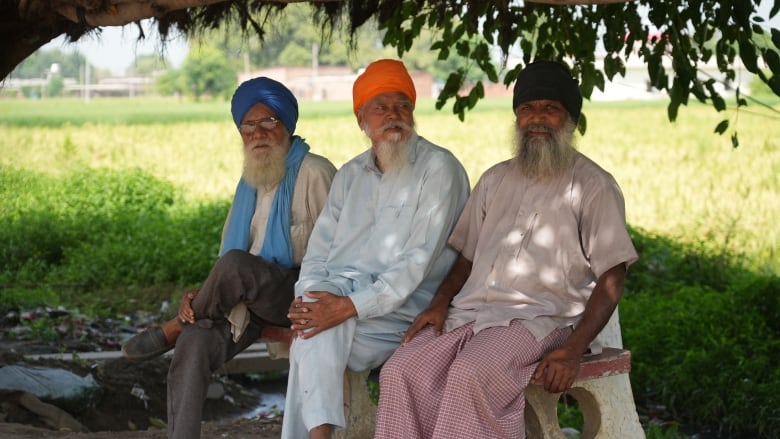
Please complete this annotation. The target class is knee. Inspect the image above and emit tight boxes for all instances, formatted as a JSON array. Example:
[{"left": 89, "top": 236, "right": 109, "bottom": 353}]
[
  {"left": 378, "top": 351, "right": 412, "bottom": 385},
  {"left": 173, "top": 325, "right": 215, "bottom": 359},
  {"left": 215, "top": 249, "right": 248, "bottom": 270},
  {"left": 447, "top": 356, "right": 484, "bottom": 385}
]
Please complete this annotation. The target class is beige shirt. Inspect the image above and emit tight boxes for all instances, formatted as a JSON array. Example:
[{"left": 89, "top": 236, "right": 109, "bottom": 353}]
[
  {"left": 445, "top": 153, "right": 638, "bottom": 341},
  {"left": 220, "top": 153, "right": 337, "bottom": 266}
]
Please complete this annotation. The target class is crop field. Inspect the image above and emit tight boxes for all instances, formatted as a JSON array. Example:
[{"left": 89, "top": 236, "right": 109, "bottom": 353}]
[{"left": 2, "top": 96, "right": 778, "bottom": 272}]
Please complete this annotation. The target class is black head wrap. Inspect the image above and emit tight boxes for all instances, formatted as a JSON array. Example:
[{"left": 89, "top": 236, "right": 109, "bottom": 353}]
[{"left": 512, "top": 61, "right": 582, "bottom": 123}]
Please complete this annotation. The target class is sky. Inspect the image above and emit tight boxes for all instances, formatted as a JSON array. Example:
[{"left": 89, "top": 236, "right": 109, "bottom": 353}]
[
  {"left": 40, "top": 3, "right": 780, "bottom": 77},
  {"left": 41, "top": 19, "right": 189, "bottom": 76}
]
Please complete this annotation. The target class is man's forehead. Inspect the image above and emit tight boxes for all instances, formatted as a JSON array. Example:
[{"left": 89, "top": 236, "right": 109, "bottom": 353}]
[
  {"left": 519, "top": 99, "right": 565, "bottom": 107},
  {"left": 367, "top": 91, "right": 412, "bottom": 104},
  {"left": 243, "top": 102, "right": 277, "bottom": 120}
]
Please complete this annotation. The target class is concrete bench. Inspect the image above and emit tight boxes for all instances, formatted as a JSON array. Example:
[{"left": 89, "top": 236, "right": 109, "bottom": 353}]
[
  {"left": 525, "top": 347, "right": 644, "bottom": 439},
  {"left": 523, "top": 309, "right": 646, "bottom": 439},
  {"left": 225, "top": 309, "right": 644, "bottom": 439}
]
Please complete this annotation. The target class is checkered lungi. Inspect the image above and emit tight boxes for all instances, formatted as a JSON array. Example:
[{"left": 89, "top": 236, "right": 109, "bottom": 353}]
[{"left": 375, "top": 320, "right": 570, "bottom": 439}]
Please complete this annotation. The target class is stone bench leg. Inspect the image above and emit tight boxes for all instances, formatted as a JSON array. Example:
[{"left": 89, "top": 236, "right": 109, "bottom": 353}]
[
  {"left": 525, "top": 374, "right": 645, "bottom": 439},
  {"left": 335, "top": 369, "right": 376, "bottom": 439}
]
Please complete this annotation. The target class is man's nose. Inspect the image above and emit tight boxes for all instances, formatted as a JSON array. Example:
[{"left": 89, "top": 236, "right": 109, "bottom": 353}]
[
  {"left": 526, "top": 111, "right": 549, "bottom": 125},
  {"left": 249, "top": 126, "right": 269, "bottom": 139},
  {"left": 386, "top": 105, "right": 404, "bottom": 119}
]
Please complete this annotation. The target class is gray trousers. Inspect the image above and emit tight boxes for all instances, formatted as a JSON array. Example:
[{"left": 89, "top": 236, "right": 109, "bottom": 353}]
[{"left": 166, "top": 249, "right": 298, "bottom": 439}]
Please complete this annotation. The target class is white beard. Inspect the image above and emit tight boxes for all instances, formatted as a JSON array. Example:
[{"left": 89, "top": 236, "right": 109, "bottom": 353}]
[
  {"left": 362, "top": 120, "right": 415, "bottom": 173},
  {"left": 242, "top": 138, "right": 290, "bottom": 189},
  {"left": 513, "top": 120, "right": 577, "bottom": 180}
]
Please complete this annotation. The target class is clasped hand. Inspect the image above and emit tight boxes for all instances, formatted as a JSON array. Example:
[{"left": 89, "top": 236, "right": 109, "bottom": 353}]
[
  {"left": 178, "top": 289, "right": 199, "bottom": 324},
  {"left": 287, "top": 291, "right": 357, "bottom": 339},
  {"left": 532, "top": 346, "right": 581, "bottom": 393}
]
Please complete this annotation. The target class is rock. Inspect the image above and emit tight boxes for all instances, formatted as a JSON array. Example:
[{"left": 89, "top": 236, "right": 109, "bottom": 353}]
[
  {"left": 16, "top": 391, "right": 86, "bottom": 432},
  {"left": 0, "top": 365, "right": 101, "bottom": 413}
]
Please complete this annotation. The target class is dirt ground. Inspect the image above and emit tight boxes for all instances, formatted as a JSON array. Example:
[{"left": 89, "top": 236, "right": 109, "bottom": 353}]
[
  {"left": 0, "top": 309, "right": 286, "bottom": 438},
  {"left": 0, "top": 418, "right": 282, "bottom": 439}
]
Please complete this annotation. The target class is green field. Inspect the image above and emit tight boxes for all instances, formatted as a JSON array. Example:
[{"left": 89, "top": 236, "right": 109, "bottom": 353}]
[{"left": 2, "top": 96, "right": 778, "bottom": 272}]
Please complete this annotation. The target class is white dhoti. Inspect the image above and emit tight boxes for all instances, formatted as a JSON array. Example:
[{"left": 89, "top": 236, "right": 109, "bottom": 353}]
[{"left": 281, "top": 308, "right": 410, "bottom": 439}]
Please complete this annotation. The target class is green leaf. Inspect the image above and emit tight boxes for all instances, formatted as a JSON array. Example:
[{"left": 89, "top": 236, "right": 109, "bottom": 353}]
[
  {"left": 764, "top": 49, "right": 780, "bottom": 76},
  {"left": 714, "top": 119, "right": 729, "bottom": 134},
  {"left": 468, "top": 81, "right": 485, "bottom": 108},
  {"left": 738, "top": 38, "right": 760, "bottom": 73},
  {"left": 576, "top": 112, "right": 587, "bottom": 135},
  {"left": 455, "top": 41, "right": 470, "bottom": 57},
  {"left": 768, "top": 75, "right": 780, "bottom": 96},
  {"left": 772, "top": 29, "right": 780, "bottom": 51},
  {"left": 731, "top": 131, "right": 739, "bottom": 148}
]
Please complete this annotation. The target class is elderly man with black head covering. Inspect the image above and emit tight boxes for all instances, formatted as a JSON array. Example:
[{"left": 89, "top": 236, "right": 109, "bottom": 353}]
[
  {"left": 374, "top": 60, "right": 639, "bottom": 439},
  {"left": 280, "top": 59, "right": 470, "bottom": 439},
  {"left": 120, "top": 77, "right": 336, "bottom": 439}
]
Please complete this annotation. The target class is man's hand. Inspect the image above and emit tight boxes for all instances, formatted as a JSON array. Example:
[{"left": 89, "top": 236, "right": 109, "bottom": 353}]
[
  {"left": 288, "top": 291, "right": 357, "bottom": 339},
  {"left": 532, "top": 347, "right": 581, "bottom": 393},
  {"left": 177, "top": 289, "right": 199, "bottom": 324},
  {"left": 401, "top": 299, "right": 449, "bottom": 344}
]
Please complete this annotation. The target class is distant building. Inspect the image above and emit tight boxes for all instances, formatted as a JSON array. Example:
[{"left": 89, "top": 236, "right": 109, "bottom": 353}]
[{"left": 238, "top": 65, "right": 435, "bottom": 101}]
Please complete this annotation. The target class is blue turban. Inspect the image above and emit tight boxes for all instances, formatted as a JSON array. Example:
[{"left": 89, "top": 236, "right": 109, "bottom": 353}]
[{"left": 231, "top": 77, "right": 298, "bottom": 135}]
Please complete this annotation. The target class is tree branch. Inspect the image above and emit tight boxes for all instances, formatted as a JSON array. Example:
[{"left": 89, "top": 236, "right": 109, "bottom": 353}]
[
  {"left": 529, "top": 0, "right": 629, "bottom": 3},
  {"left": 53, "top": 0, "right": 342, "bottom": 27}
]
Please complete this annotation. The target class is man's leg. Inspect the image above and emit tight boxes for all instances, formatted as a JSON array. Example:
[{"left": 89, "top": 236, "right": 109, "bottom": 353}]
[
  {"left": 281, "top": 318, "right": 356, "bottom": 439},
  {"left": 167, "top": 250, "right": 297, "bottom": 437},
  {"left": 123, "top": 250, "right": 295, "bottom": 361},
  {"left": 282, "top": 312, "right": 410, "bottom": 439},
  {"left": 431, "top": 323, "right": 570, "bottom": 439},
  {"left": 374, "top": 324, "right": 472, "bottom": 439},
  {"left": 193, "top": 249, "right": 298, "bottom": 326},
  {"left": 166, "top": 318, "right": 262, "bottom": 439}
]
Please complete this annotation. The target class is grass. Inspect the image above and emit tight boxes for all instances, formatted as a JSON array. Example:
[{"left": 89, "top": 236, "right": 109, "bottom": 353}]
[{"left": 2, "top": 96, "right": 778, "bottom": 272}]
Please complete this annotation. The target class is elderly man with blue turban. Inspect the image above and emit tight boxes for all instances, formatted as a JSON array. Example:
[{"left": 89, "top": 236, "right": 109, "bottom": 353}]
[{"left": 121, "top": 77, "right": 336, "bottom": 439}]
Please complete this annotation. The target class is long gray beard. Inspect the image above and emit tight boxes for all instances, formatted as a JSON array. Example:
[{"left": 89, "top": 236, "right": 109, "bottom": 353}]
[
  {"left": 362, "top": 121, "right": 415, "bottom": 173},
  {"left": 513, "top": 120, "right": 577, "bottom": 180},
  {"left": 374, "top": 136, "right": 413, "bottom": 174},
  {"left": 243, "top": 143, "right": 288, "bottom": 189}
]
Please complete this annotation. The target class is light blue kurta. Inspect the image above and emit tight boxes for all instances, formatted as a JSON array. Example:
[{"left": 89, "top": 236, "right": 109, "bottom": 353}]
[{"left": 281, "top": 135, "right": 470, "bottom": 438}]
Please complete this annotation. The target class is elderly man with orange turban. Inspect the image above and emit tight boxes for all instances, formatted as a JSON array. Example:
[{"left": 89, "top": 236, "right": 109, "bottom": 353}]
[{"left": 281, "top": 59, "right": 470, "bottom": 439}]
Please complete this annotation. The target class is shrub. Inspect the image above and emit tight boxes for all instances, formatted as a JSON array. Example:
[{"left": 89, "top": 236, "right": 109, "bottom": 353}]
[
  {"left": 622, "top": 277, "right": 780, "bottom": 436},
  {"left": 1, "top": 166, "right": 227, "bottom": 313}
]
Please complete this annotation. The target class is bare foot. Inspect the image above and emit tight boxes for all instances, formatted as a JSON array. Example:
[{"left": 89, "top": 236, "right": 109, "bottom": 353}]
[
  {"left": 160, "top": 318, "right": 183, "bottom": 345},
  {"left": 309, "top": 424, "right": 332, "bottom": 439}
]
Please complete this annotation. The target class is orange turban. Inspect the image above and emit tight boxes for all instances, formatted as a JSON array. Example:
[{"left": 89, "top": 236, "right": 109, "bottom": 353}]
[{"left": 352, "top": 59, "right": 416, "bottom": 116}]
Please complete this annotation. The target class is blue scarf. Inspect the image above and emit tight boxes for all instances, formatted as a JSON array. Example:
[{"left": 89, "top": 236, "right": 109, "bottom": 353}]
[{"left": 220, "top": 136, "right": 310, "bottom": 268}]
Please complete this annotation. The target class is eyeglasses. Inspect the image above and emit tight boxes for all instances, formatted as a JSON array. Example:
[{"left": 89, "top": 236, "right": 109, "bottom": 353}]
[{"left": 239, "top": 117, "right": 279, "bottom": 135}]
